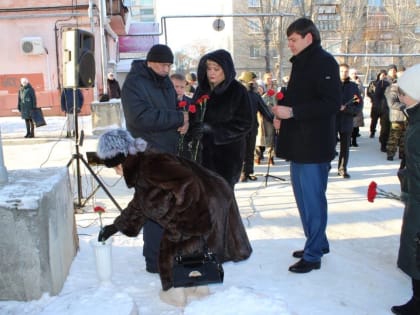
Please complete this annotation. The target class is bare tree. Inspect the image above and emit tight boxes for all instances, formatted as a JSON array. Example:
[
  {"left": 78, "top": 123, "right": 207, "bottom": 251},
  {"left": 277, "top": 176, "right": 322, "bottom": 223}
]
[{"left": 383, "top": 0, "right": 419, "bottom": 65}]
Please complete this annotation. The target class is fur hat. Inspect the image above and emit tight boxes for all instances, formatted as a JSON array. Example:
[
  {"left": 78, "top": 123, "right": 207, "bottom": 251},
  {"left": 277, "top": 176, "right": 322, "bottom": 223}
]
[
  {"left": 398, "top": 64, "right": 420, "bottom": 102},
  {"left": 238, "top": 71, "right": 254, "bottom": 83},
  {"left": 146, "top": 44, "right": 174, "bottom": 64},
  {"left": 97, "top": 129, "right": 148, "bottom": 167}
]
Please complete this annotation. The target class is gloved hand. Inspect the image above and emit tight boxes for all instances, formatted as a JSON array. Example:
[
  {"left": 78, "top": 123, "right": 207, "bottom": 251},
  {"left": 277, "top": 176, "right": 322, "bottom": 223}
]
[
  {"left": 190, "top": 122, "right": 212, "bottom": 140},
  {"left": 98, "top": 224, "right": 118, "bottom": 242}
]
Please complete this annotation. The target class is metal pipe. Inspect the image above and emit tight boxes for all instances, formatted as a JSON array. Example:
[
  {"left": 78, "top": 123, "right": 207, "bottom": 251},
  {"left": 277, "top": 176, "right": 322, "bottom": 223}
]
[{"left": 0, "top": 12, "right": 86, "bottom": 19}]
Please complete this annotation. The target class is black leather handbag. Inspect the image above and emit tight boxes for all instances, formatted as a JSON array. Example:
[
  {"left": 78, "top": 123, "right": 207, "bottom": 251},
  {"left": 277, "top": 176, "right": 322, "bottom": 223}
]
[
  {"left": 31, "top": 107, "right": 47, "bottom": 127},
  {"left": 173, "top": 246, "right": 224, "bottom": 288}
]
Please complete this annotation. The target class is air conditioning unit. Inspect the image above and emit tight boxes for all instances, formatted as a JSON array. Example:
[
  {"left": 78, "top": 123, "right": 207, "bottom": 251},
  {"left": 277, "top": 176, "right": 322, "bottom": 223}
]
[{"left": 20, "top": 37, "right": 44, "bottom": 55}]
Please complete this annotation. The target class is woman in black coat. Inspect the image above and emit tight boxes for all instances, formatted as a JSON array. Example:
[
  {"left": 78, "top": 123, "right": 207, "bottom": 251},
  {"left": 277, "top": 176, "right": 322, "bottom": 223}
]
[
  {"left": 188, "top": 49, "right": 253, "bottom": 187},
  {"left": 17, "top": 77, "right": 37, "bottom": 138},
  {"left": 96, "top": 129, "right": 252, "bottom": 307}
]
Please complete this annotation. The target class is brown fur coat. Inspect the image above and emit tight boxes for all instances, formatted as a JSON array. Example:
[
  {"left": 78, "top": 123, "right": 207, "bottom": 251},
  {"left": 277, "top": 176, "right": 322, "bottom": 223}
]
[{"left": 112, "top": 151, "right": 252, "bottom": 290}]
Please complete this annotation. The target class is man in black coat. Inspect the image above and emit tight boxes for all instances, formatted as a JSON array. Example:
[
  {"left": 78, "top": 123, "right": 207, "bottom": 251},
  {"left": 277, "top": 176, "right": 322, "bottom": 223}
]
[
  {"left": 336, "top": 63, "right": 363, "bottom": 178},
  {"left": 272, "top": 18, "right": 341, "bottom": 273},
  {"left": 121, "top": 44, "right": 189, "bottom": 274}
]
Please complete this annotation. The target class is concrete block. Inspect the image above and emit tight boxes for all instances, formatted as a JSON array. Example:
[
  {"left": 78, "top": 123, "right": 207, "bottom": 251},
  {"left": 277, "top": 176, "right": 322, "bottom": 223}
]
[{"left": 0, "top": 167, "right": 78, "bottom": 301}]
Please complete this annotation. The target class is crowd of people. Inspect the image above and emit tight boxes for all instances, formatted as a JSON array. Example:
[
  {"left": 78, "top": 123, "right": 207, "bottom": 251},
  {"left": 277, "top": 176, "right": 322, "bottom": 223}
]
[{"left": 15, "top": 15, "right": 417, "bottom": 313}]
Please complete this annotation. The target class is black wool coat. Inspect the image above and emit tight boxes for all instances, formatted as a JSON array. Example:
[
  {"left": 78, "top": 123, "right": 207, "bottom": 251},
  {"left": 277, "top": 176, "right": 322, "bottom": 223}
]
[
  {"left": 336, "top": 78, "right": 363, "bottom": 133},
  {"left": 275, "top": 42, "right": 341, "bottom": 163},
  {"left": 112, "top": 151, "right": 252, "bottom": 290}
]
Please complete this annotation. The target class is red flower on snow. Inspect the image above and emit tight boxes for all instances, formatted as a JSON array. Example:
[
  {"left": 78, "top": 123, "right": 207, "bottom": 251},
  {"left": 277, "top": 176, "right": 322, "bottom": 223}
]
[
  {"left": 367, "top": 181, "right": 401, "bottom": 203},
  {"left": 367, "top": 181, "right": 378, "bottom": 202}
]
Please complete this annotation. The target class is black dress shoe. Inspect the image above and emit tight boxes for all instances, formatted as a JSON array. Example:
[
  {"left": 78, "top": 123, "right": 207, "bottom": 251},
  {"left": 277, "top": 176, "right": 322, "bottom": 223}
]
[
  {"left": 292, "top": 248, "right": 330, "bottom": 258},
  {"left": 247, "top": 175, "right": 258, "bottom": 181},
  {"left": 289, "top": 258, "right": 321, "bottom": 273},
  {"left": 338, "top": 171, "right": 350, "bottom": 179}
]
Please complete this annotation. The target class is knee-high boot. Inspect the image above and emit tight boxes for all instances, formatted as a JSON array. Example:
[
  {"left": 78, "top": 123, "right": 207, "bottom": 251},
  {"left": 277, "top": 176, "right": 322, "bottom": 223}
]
[
  {"left": 24, "top": 119, "right": 31, "bottom": 138},
  {"left": 391, "top": 278, "right": 420, "bottom": 314},
  {"left": 29, "top": 120, "right": 35, "bottom": 138}
]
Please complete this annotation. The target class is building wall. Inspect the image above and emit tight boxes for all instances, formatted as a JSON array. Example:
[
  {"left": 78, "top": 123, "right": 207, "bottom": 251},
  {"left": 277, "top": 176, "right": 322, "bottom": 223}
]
[{"left": 0, "top": 0, "right": 119, "bottom": 117}]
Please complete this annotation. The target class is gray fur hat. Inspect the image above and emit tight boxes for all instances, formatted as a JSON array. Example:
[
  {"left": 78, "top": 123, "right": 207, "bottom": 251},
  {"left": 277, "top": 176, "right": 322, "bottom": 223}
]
[{"left": 97, "top": 129, "right": 147, "bottom": 167}]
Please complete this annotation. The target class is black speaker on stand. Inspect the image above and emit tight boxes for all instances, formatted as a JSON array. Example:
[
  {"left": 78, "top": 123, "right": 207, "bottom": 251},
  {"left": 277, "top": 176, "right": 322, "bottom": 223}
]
[{"left": 63, "top": 28, "right": 121, "bottom": 211}]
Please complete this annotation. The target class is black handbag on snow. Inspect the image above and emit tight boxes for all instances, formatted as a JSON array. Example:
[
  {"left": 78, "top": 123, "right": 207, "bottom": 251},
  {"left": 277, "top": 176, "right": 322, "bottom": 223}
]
[
  {"left": 31, "top": 107, "right": 47, "bottom": 127},
  {"left": 173, "top": 245, "right": 224, "bottom": 288}
]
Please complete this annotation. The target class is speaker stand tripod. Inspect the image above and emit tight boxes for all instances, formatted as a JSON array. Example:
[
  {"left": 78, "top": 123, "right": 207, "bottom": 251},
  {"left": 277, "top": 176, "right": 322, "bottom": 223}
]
[{"left": 66, "top": 88, "right": 122, "bottom": 211}]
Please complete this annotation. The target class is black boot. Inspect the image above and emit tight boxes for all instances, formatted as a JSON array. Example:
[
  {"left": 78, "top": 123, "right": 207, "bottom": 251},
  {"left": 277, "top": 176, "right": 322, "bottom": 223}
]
[
  {"left": 24, "top": 119, "right": 31, "bottom": 138},
  {"left": 28, "top": 120, "right": 35, "bottom": 138},
  {"left": 351, "top": 137, "right": 358, "bottom": 147},
  {"left": 391, "top": 279, "right": 420, "bottom": 314}
]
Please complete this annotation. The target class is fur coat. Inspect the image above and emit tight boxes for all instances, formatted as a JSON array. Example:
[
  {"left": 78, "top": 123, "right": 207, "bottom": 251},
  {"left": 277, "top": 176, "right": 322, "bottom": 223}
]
[
  {"left": 112, "top": 151, "right": 252, "bottom": 290},
  {"left": 190, "top": 49, "right": 253, "bottom": 187}
]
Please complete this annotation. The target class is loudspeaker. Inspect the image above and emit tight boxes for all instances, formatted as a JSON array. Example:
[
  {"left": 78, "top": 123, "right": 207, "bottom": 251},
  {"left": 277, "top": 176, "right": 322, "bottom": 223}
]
[{"left": 62, "top": 29, "right": 95, "bottom": 88}]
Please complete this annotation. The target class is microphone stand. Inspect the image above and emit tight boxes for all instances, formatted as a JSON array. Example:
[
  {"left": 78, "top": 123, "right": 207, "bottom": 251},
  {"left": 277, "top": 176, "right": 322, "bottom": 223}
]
[{"left": 263, "top": 130, "right": 285, "bottom": 187}]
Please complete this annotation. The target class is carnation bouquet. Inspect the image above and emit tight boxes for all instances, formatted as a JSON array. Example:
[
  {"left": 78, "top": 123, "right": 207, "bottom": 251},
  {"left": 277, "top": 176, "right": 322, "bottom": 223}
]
[{"left": 367, "top": 181, "right": 402, "bottom": 203}]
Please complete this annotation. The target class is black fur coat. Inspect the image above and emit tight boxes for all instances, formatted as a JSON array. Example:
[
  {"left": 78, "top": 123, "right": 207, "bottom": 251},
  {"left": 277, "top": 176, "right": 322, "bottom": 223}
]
[
  {"left": 188, "top": 49, "right": 253, "bottom": 187},
  {"left": 112, "top": 151, "right": 252, "bottom": 290}
]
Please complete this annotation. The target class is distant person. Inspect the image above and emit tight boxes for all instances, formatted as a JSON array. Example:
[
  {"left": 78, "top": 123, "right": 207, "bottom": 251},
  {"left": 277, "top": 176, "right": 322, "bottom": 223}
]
[
  {"left": 188, "top": 49, "right": 253, "bottom": 188},
  {"left": 17, "top": 77, "right": 37, "bottom": 138},
  {"left": 185, "top": 72, "right": 197, "bottom": 97},
  {"left": 385, "top": 67, "right": 407, "bottom": 164},
  {"left": 121, "top": 44, "right": 189, "bottom": 275},
  {"left": 107, "top": 72, "right": 121, "bottom": 99},
  {"left": 272, "top": 17, "right": 341, "bottom": 273},
  {"left": 61, "top": 88, "right": 84, "bottom": 138},
  {"left": 367, "top": 69, "right": 390, "bottom": 152},
  {"left": 336, "top": 63, "right": 363, "bottom": 179},
  {"left": 95, "top": 128, "right": 252, "bottom": 307},
  {"left": 390, "top": 63, "right": 420, "bottom": 315},
  {"left": 238, "top": 71, "right": 274, "bottom": 182},
  {"left": 349, "top": 67, "right": 365, "bottom": 147},
  {"left": 170, "top": 73, "right": 193, "bottom": 157},
  {"left": 170, "top": 73, "right": 192, "bottom": 103},
  {"left": 255, "top": 72, "right": 277, "bottom": 165}
]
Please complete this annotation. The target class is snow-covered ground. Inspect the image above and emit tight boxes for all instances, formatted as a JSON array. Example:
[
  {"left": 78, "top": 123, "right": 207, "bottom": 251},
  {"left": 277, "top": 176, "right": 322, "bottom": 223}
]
[{"left": 0, "top": 110, "right": 409, "bottom": 315}]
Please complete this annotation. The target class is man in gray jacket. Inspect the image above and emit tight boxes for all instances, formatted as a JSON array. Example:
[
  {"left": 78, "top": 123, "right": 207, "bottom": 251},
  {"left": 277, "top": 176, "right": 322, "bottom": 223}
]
[{"left": 121, "top": 44, "right": 189, "bottom": 273}]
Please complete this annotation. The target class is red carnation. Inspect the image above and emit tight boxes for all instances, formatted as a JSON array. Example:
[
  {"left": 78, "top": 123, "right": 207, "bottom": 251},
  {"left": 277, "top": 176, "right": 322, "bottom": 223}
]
[
  {"left": 178, "top": 100, "right": 187, "bottom": 109},
  {"left": 94, "top": 205, "right": 105, "bottom": 213},
  {"left": 189, "top": 104, "right": 197, "bottom": 113},
  {"left": 367, "top": 181, "right": 378, "bottom": 202},
  {"left": 276, "top": 91, "right": 284, "bottom": 100},
  {"left": 267, "top": 89, "right": 275, "bottom": 97}
]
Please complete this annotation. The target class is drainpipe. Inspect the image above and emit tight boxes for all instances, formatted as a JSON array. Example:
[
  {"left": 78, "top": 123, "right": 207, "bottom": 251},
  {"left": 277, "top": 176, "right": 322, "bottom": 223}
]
[
  {"left": 0, "top": 128, "right": 8, "bottom": 184},
  {"left": 98, "top": 0, "right": 108, "bottom": 92}
]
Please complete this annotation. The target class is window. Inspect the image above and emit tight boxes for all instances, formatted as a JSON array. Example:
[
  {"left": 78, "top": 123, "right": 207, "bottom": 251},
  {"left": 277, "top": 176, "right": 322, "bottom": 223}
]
[
  {"left": 250, "top": 45, "right": 260, "bottom": 58},
  {"left": 368, "top": 0, "right": 383, "bottom": 7},
  {"left": 248, "top": 19, "right": 261, "bottom": 33},
  {"left": 248, "top": 0, "right": 260, "bottom": 8}
]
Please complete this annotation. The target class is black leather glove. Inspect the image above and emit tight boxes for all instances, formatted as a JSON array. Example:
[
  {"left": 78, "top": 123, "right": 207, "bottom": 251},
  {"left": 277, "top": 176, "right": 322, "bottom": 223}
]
[
  {"left": 98, "top": 224, "right": 118, "bottom": 242},
  {"left": 191, "top": 122, "right": 212, "bottom": 140}
]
